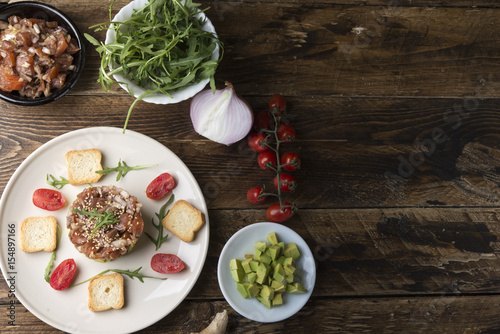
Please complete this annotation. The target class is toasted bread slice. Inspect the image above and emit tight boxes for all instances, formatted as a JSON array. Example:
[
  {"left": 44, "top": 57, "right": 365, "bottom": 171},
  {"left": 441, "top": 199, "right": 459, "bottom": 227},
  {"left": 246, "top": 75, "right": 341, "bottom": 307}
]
[
  {"left": 88, "top": 273, "right": 124, "bottom": 312},
  {"left": 20, "top": 216, "right": 58, "bottom": 253},
  {"left": 65, "top": 149, "right": 103, "bottom": 185},
  {"left": 162, "top": 200, "right": 205, "bottom": 242}
]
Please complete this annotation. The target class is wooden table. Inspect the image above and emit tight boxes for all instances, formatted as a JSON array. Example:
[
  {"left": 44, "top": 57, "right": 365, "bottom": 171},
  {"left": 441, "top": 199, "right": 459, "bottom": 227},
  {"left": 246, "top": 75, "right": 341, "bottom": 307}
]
[{"left": 1, "top": 0, "right": 500, "bottom": 332}]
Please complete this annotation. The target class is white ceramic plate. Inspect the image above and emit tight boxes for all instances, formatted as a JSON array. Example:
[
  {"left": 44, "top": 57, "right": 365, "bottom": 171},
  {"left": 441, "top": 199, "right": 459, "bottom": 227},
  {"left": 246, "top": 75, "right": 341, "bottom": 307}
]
[
  {"left": 104, "top": 0, "right": 220, "bottom": 104},
  {"left": 217, "top": 223, "right": 316, "bottom": 323},
  {"left": 0, "top": 127, "right": 209, "bottom": 334}
]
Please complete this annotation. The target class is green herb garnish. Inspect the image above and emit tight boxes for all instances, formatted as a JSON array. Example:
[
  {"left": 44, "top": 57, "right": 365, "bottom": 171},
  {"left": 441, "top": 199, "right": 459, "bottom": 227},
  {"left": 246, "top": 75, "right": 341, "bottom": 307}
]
[
  {"left": 46, "top": 174, "right": 70, "bottom": 189},
  {"left": 95, "top": 159, "right": 157, "bottom": 181},
  {"left": 85, "top": 0, "right": 223, "bottom": 132},
  {"left": 71, "top": 267, "right": 167, "bottom": 287},
  {"left": 72, "top": 208, "right": 120, "bottom": 237},
  {"left": 44, "top": 225, "right": 61, "bottom": 283},
  {"left": 146, "top": 194, "right": 174, "bottom": 250}
]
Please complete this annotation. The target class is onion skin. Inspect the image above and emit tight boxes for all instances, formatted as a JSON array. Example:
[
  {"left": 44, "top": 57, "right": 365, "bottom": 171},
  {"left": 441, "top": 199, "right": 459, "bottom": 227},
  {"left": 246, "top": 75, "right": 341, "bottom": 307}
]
[{"left": 190, "top": 82, "right": 253, "bottom": 146}]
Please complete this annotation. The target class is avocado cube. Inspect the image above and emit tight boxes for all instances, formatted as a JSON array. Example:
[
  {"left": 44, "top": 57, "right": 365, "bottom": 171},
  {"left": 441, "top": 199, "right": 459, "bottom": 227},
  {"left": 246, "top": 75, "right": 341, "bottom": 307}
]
[
  {"left": 256, "top": 263, "right": 270, "bottom": 284},
  {"left": 257, "top": 296, "right": 272, "bottom": 309},
  {"left": 246, "top": 283, "right": 261, "bottom": 298},
  {"left": 267, "top": 232, "right": 279, "bottom": 245},
  {"left": 283, "top": 257, "right": 294, "bottom": 267},
  {"left": 272, "top": 293, "right": 283, "bottom": 306},
  {"left": 247, "top": 272, "right": 257, "bottom": 284},
  {"left": 283, "top": 243, "right": 301, "bottom": 260},
  {"left": 259, "top": 252, "right": 272, "bottom": 265},
  {"left": 273, "top": 263, "right": 286, "bottom": 283},
  {"left": 236, "top": 282, "right": 249, "bottom": 298},
  {"left": 285, "top": 273, "right": 294, "bottom": 283},
  {"left": 260, "top": 285, "right": 275, "bottom": 301},
  {"left": 275, "top": 282, "right": 287, "bottom": 293},
  {"left": 231, "top": 269, "right": 246, "bottom": 282},
  {"left": 284, "top": 264, "right": 296, "bottom": 276},
  {"left": 278, "top": 241, "right": 285, "bottom": 253},
  {"left": 229, "top": 258, "right": 243, "bottom": 271},
  {"left": 291, "top": 282, "right": 307, "bottom": 293},
  {"left": 275, "top": 256, "right": 286, "bottom": 266},
  {"left": 271, "top": 279, "right": 282, "bottom": 290},
  {"left": 241, "top": 258, "right": 253, "bottom": 273},
  {"left": 255, "top": 249, "right": 262, "bottom": 259},
  {"left": 249, "top": 260, "right": 259, "bottom": 272},
  {"left": 255, "top": 241, "right": 268, "bottom": 253},
  {"left": 268, "top": 245, "right": 281, "bottom": 261},
  {"left": 286, "top": 282, "right": 299, "bottom": 293}
]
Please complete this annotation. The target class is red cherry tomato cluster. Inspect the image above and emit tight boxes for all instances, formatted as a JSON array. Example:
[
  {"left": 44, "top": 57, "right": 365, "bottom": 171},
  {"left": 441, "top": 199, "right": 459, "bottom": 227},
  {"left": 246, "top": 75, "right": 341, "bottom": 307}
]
[{"left": 246, "top": 94, "right": 300, "bottom": 223}]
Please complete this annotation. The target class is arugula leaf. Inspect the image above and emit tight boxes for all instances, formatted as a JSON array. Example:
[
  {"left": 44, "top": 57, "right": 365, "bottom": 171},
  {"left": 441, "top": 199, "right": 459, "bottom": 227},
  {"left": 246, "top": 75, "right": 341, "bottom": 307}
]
[
  {"left": 46, "top": 174, "right": 70, "bottom": 189},
  {"left": 145, "top": 194, "right": 174, "bottom": 250},
  {"left": 71, "top": 208, "right": 120, "bottom": 238},
  {"left": 44, "top": 226, "right": 61, "bottom": 283},
  {"left": 86, "top": 0, "right": 223, "bottom": 132},
  {"left": 95, "top": 159, "right": 157, "bottom": 181},
  {"left": 71, "top": 267, "right": 167, "bottom": 287}
]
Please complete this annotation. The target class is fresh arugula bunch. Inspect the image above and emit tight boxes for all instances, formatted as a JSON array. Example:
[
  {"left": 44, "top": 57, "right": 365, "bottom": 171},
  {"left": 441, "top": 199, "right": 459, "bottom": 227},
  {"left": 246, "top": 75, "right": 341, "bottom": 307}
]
[{"left": 85, "top": 0, "right": 223, "bottom": 132}]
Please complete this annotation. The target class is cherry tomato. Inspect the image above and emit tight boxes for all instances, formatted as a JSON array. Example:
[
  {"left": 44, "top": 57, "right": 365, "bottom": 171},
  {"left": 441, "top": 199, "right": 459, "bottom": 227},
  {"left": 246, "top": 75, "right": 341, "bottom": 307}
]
[
  {"left": 247, "top": 186, "right": 267, "bottom": 204},
  {"left": 274, "top": 173, "right": 297, "bottom": 192},
  {"left": 253, "top": 110, "right": 272, "bottom": 131},
  {"left": 269, "top": 94, "right": 287, "bottom": 114},
  {"left": 277, "top": 123, "right": 295, "bottom": 143},
  {"left": 146, "top": 173, "right": 176, "bottom": 200},
  {"left": 32, "top": 188, "right": 66, "bottom": 211},
  {"left": 258, "top": 151, "right": 277, "bottom": 170},
  {"left": 247, "top": 132, "right": 270, "bottom": 153},
  {"left": 50, "top": 259, "right": 77, "bottom": 291},
  {"left": 280, "top": 152, "right": 301, "bottom": 171},
  {"left": 151, "top": 253, "right": 185, "bottom": 274},
  {"left": 266, "top": 202, "right": 295, "bottom": 223}
]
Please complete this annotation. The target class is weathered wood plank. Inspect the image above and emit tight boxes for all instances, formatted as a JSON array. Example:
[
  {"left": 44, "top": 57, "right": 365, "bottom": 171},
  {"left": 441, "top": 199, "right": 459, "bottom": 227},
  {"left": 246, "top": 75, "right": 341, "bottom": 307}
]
[
  {"left": 2, "top": 295, "right": 500, "bottom": 333},
  {"left": 23, "top": 1, "right": 500, "bottom": 98},
  {"left": 2, "top": 96, "right": 500, "bottom": 208},
  {"left": 3, "top": 208, "right": 500, "bottom": 305}
]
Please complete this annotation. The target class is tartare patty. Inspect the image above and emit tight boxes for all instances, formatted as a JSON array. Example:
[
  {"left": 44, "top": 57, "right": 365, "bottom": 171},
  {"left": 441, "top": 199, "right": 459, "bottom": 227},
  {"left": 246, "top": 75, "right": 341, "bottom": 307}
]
[{"left": 66, "top": 185, "right": 144, "bottom": 261}]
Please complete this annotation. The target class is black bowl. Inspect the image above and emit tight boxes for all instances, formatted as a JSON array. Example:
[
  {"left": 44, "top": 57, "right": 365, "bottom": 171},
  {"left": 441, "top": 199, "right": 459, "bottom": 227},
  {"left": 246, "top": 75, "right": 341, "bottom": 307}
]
[{"left": 0, "top": 1, "right": 85, "bottom": 106}]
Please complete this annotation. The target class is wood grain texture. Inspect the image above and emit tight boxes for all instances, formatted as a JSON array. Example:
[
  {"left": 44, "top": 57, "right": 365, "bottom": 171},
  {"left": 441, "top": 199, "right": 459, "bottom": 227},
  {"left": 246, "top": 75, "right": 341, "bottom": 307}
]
[{"left": 1, "top": 0, "right": 500, "bottom": 333}]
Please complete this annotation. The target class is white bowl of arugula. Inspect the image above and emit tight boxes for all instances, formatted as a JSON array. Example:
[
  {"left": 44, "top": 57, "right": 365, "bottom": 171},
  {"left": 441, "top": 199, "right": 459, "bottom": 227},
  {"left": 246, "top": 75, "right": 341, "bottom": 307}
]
[{"left": 85, "top": 0, "right": 222, "bottom": 130}]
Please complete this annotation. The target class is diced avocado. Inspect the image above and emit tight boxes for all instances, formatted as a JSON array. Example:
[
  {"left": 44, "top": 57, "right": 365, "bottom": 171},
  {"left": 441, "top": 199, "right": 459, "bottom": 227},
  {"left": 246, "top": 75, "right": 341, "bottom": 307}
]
[
  {"left": 255, "top": 249, "right": 262, "bottom": 259},
  {"left": 286, "top": 283, "right": 299, "bottom": 293},
  {"left": 230, "top": 258, "right": 243, "bottom": 271},
  {"left": 278, "top": 241, "right": 285, "bottom": 253},
  {"left": 273, "top": 263, "right": 286, "bottom": 283},
  {"left": 244, "top": 254, "right": 254, "bottom": 259},
  {"left": 291, "top": 282, "right": 307, "bottom": 293},
  {"left": 275, "top": 282, "right": 287, "bottom": 293},
  {"left": 283, "top": 243, "right": 300, "bottom": 260},
  {"left": 275, "top": 256, "right": 286, "bottom": 266},
  {"left": 249, "top": 260, "right": 259, "bottom": 272},
  {"left": 259, "top": 252, "right": 272, "bottom": 265},
  {"left": 267, "top": 232, "right": 279, "bottom": 245},
  {"left": 231, "top": 269, "right": 246, "bottom": 282},
  {"left": 272, "top": 293, "right": 283, "bottom": 306},
  {"left": 285, "top": 273, "right": 294, "bottom": 283},
  {"left": 260, "top": 285, "right": 275, "bottom": 301},
  {"left": 236, "top": 282, "right": 249, "bottom": 298},
  {"left": 283, "top": 257, "right": 294, "bottom": 267},
  {"left": 256, "top": 262, "right": 270, "bottom": 284},
  {"left": 271, "top": 279, "right": 281, "bottom": 290},
  {"left": 246, "top": 283, "right": 261, "bottom": 298},
  {"left": 284, "top": 264, "right": 296, "bottom": 276},
  {"left": 247, "top": 272, "right": 257, "bottom": 284},
  {"left": 257, "top": 296, "right": 272, "bottom": 309},
  {"left": 241, "top": 258, "right": 253, "bottom": 273},
  {"left": 255, "top": 241, "right": 268, "bottom": 253},
  {"left": 268, "top": 244, "right": 281, "bottom": 261}
]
